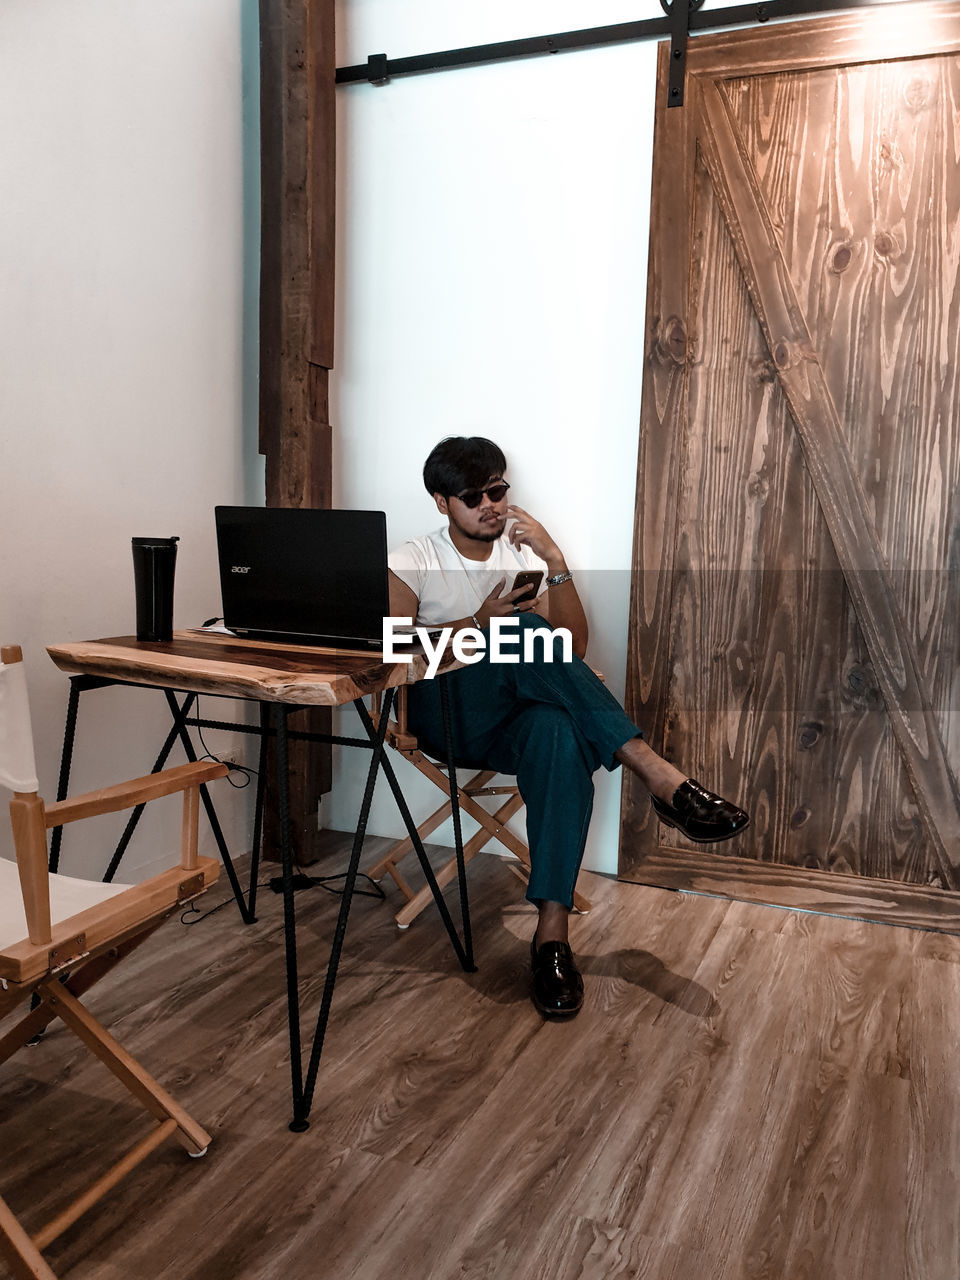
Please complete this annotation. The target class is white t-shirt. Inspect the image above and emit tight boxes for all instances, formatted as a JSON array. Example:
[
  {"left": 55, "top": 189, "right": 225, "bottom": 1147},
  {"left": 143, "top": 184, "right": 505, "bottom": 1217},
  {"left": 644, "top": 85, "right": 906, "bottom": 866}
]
[{"left": 389, "top": 526, "right": 548, "bottom": 628}]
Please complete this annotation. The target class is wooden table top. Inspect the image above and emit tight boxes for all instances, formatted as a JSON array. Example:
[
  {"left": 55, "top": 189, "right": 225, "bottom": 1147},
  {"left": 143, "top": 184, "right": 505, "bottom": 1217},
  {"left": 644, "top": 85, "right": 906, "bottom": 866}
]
[{"left": 46, "top": 631, "right": 451, "bottom": 706}]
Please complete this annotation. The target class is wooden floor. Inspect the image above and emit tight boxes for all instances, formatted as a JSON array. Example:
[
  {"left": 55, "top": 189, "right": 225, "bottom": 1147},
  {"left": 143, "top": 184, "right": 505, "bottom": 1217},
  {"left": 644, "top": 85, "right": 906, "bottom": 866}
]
[{"left": 3, "top": 836, "right": 960, "bottom": 1280}]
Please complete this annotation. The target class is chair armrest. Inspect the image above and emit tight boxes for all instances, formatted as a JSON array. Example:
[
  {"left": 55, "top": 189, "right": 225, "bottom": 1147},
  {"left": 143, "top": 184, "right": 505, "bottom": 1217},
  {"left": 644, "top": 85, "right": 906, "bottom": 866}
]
[{"left": 44, "top": 760, "right": 229, "bottom": 829}]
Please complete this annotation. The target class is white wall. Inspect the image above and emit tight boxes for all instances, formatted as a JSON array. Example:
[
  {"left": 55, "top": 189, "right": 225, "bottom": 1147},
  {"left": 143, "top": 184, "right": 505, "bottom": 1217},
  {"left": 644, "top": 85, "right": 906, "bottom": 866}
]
[
  {"left": 328, "top": 2, "right": 659, "bottom": 874},
  {"left": 0, "top": 1, "right": 254, "bottom": 878},
  {"left": 0, "top": 2, "right": 739, "bottom": 885}
]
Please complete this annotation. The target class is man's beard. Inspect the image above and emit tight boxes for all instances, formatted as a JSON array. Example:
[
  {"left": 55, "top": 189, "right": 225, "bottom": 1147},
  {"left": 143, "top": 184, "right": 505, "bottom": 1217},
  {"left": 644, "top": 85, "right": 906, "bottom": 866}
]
[{"left": 451, "top": 511, "right": 504, "bottom": 543}]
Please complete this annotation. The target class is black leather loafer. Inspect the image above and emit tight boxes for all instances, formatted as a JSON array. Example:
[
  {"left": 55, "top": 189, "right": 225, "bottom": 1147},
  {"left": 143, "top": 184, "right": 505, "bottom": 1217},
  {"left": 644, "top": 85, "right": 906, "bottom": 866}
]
[
  {"left": 651, "top": 778, "right": 750, "bottom": 843},
  {"left": 530, "top": 938, "right": 584, "bottom": 1019}
]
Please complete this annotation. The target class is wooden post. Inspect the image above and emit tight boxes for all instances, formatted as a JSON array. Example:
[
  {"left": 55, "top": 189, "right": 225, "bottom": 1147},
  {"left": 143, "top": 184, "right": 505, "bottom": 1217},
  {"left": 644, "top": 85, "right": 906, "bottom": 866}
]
[{"left": 259, "top": 0, "right": 336, "bottom": 864}]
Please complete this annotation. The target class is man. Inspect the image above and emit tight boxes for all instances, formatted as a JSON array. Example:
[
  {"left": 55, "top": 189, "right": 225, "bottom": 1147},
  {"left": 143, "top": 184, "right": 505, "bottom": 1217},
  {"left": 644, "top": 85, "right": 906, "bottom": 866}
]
[{"left": 389, "top": 436, "right": 748, "bottom": 1019}]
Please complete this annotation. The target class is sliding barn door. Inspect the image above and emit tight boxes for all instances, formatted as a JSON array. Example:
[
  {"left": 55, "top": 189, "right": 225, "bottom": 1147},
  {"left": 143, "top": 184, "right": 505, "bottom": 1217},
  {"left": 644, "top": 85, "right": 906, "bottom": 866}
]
[{"left": 620, "top": 2, "right": 960, "bottom": 930}]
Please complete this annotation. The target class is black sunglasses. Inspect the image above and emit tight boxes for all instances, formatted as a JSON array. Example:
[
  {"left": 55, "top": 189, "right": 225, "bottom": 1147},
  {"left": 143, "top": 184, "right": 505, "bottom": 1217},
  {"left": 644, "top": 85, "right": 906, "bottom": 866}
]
[{"left": 454, "top": 481, "right": 510, "bottom": 509}]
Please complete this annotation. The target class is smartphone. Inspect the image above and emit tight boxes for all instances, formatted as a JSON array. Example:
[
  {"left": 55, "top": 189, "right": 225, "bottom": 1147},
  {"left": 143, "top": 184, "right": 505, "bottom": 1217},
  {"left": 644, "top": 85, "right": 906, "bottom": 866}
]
[{"left": 511, "top": 570, "right": 543, "bottom": 602}]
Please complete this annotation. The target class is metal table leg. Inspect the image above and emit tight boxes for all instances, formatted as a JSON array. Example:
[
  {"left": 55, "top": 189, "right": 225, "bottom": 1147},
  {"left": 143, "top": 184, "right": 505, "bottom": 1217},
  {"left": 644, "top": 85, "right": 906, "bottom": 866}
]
[
  {"left": 244, "top": 702, "right": 271, "bottom": 923},
  {"left": 103, "top": 692, "right": 199, "bottom": 883},
  {"left": 162, "top": 689, "right": 256, "bottom": 924},
  {"left": 49, "top": 678, "right": 82, "bottom": 873},
  {"left": 49, "top": 677, "right": 254, "bottom": 922},
  {"left": 356, "top": 692, "right": 476, "bottom": 973},
  {"left": 278, "top": 685, "right": 478, "bottom": 1131},
  {"left": 439, "top": 673, "right": 474, "bottom": 970}
]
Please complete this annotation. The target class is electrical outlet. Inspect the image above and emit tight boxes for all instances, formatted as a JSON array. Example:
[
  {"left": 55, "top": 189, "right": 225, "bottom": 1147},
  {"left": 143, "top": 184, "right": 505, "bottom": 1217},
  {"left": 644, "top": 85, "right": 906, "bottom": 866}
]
[{"left": 215, "top": 733, "right": 247, "bottom": 769}]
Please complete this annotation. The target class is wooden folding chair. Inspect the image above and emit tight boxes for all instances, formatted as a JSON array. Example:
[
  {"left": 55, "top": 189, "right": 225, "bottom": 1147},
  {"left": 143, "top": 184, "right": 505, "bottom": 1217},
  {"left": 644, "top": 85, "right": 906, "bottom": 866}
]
[
  {"left": 368, "top": 686, "right": 591, "bottom": 928},
  {"left": 0, "top": 645, "right": 226, "bottom": 1280}
]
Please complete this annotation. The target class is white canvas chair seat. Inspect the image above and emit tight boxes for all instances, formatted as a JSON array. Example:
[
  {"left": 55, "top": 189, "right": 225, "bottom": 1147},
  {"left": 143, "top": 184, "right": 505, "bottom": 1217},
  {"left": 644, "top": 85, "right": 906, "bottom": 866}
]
[
  {"left": 0, "top": 645, "right": 227, "bottom": 1280},
  {"left": 0, "top": 857, "right": 128, "bottom": 951}
]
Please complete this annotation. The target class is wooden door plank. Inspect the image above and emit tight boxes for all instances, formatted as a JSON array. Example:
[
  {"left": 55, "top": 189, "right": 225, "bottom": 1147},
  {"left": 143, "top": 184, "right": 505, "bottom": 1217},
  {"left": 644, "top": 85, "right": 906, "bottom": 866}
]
[
  {"left": 630, "top": 846, "right": 960, "bottom": 934},
  {"left": 664, "top": 153, "right": 922, "bottom": 884},
  {"left": 723, "top": 58, "right": 960, "bottom": 886},
  {"left": 620, "top": 43, "right": 695, "bottom": 875},
  {"left": 686, "top": 0, "right": 960, "bottom": 79},
  {"left": 696, "top": 76, "right": 960, "bottom": 883}
]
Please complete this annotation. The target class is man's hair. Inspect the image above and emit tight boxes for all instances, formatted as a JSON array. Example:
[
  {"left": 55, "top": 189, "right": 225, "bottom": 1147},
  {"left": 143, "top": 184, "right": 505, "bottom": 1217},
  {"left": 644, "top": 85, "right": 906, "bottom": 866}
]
[{"left": 422, "top": 436, "right": 507, "bottom": 499}]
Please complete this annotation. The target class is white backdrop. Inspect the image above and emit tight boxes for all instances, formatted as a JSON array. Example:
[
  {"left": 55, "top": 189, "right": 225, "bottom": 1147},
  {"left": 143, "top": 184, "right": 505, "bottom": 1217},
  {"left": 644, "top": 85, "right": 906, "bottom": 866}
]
[
  {"left": 0, "top": 2, "right": 687, "bottom": 882},
  {"left": 0, "top": 1, "right": 253, "bottom": 877},
  {"left": 328, "top": 2, "right": 660, "bottom": 874}
]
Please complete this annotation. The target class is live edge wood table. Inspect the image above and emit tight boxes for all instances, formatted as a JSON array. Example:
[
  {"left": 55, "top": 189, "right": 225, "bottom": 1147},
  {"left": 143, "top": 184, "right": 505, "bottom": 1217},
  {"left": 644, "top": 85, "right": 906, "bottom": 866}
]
[{"left": 46, "top": 631, "right": 474, "bottom": 1131}]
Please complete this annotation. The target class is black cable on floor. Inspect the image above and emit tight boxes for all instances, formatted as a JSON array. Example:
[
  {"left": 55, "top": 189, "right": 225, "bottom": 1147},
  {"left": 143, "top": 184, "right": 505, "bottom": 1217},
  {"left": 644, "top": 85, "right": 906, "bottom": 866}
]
[
  {"left": 267, "top": 872, "right": 386, "bottom": 901},
  {"left": 181, "top": 871, "right": 387, "bottom": 925}
]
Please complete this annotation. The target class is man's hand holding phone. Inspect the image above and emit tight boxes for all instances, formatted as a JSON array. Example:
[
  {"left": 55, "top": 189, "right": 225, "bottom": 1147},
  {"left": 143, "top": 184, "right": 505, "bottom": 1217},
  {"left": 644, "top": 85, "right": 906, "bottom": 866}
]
[
  {"left": 511, "top": 570, "right": 543, "bottom": 603},
  {"left": 473, "top": 573, "right": 543, "bottom": 628}
]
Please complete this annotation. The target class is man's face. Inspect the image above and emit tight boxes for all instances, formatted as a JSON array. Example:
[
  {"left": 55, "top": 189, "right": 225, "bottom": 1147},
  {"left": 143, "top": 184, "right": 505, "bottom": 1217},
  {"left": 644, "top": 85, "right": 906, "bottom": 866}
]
[{"left": 436, "top": 474, "right": 509, "bottom": 543}]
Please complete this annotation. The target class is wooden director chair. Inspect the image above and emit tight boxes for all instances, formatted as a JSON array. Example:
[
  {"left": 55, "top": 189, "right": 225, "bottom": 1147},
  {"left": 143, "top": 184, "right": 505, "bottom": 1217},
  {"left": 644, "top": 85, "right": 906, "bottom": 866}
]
[
  {"left": 368, "top": 685, "right": 591, "bottom": 928},
  {"left": 0, "top": 645, "right": 226, "bottom": 1280}
]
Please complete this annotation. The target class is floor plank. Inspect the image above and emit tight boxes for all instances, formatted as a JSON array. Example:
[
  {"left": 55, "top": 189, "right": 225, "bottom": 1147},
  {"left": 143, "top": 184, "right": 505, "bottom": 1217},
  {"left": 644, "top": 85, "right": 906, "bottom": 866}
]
[{"left": 2, "top": 837, "right": 959, "bottom": 1279}]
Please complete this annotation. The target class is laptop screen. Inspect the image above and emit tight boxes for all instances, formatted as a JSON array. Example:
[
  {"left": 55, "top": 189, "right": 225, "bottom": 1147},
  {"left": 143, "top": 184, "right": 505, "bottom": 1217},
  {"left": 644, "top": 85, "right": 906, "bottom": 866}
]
[{"left": 215, "top": 507, "right": 389, "bottom": 647}]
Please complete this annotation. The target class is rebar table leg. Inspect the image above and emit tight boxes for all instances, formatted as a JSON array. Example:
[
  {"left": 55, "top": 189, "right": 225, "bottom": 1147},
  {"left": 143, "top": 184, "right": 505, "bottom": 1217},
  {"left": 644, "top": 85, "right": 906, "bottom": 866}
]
[
  {"left": 163, "top": 689, "right": 256, "bottom": 924},
  {"left": 354, "top": 698, "right": 476, "bottom": 973},
  {"left": 298, "top": 688, "right": 394, "bottom": 1125},
  {"left": 49, "top": 679, "right": 82, "bottom": 873},
  {"left": 244, "top": 702, "right": 271, "bottom": 923},
  {"left": 440, "top": 673, "right": 474, "bottom": 971},
  {"left": 102, "top": 693, "right": 197, "bottom": 883},
  {"left": 274, "top": 706, "right": 308, "bottom": 1130}
]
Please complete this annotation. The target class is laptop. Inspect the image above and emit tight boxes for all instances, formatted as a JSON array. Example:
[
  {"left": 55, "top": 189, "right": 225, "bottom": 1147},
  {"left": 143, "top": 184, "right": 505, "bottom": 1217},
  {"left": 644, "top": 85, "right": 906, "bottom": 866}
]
[{"left": 215, "top": 506, "right": 391, "bottom": 650}]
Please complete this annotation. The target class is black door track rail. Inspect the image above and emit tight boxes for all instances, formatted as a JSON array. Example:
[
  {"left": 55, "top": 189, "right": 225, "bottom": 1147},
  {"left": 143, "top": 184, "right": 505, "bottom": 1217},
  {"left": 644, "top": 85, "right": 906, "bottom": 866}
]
[{"left": 336, "top": 0, "right": 879, "bottom": 107}]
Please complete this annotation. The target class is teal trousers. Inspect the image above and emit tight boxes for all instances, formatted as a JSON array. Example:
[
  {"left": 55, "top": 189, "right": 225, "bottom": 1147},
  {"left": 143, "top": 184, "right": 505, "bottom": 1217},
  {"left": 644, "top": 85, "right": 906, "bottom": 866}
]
[{"left": 406, "top": 613, "right": 642, "bottom": 908}]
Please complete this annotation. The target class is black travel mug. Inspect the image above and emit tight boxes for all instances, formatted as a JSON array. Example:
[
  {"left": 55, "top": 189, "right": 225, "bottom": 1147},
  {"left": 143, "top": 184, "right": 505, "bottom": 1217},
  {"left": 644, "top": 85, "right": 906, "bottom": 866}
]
[{"left": 132, "top": 536, "right": 179, "bottom": 642}]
